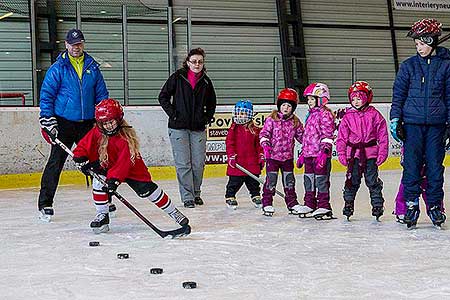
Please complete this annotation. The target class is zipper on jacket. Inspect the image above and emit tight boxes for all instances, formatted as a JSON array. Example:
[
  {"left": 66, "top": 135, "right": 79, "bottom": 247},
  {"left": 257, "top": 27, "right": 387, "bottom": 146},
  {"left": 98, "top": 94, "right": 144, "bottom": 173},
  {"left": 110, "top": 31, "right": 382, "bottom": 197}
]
[
  {"left": 181, "top": 72, "right": 206, "bottom": 129},
  {"left": 79, "top": 59, "right": 95, "bottom": 120},
  {"left": 424, "top": 57, "right": 431, "bottom": 123}
]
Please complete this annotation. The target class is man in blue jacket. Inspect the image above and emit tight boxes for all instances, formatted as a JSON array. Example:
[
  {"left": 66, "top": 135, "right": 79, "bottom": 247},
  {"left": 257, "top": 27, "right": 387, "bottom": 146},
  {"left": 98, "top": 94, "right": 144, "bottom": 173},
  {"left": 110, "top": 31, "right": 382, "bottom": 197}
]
[
  {"left": 38, "top": 29, "right": 109, "bottom": 222},
  {"left": 390, "top": 18, "right": 450, "bottom": 229}
]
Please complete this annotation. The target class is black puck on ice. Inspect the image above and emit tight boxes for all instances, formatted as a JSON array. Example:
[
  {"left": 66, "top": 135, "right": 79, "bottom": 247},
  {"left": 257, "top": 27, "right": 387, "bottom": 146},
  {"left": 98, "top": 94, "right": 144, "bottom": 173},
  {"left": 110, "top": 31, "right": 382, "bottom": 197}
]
[
  {"left": 150, "top": 268, "right": 163, "bottom": 274},
  {"left": 89, "top": 241, "right": 100, "bottom": 247},
  {"left": 117, "top": 253, "right": 129, "bottom": 259},
  {"left": 182, "top": 281, "right": 197, "bottom": 289}
]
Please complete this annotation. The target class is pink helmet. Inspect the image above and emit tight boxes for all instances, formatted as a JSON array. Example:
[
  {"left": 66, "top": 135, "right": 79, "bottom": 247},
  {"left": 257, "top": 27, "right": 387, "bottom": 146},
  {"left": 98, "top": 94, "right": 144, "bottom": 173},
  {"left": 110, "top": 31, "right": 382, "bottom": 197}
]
[{"left": 303, "top": 82, "right": 330, "bottom": 107}]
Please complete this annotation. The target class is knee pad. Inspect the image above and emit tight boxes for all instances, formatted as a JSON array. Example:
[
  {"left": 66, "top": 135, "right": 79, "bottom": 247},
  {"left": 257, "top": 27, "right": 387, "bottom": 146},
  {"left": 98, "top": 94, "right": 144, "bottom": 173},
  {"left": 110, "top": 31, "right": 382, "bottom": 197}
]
[
  {"left": 316, "top": 175, "right": 329, "bottom": 193},
  {"left": 283, "top": 172, "right": 295, "bottom": 189},
  {"left": 135, "top": 181, "right": 158, "bottom": 198},
  {"left": 266, "top": 172, "right": 278, "bottom": 190},
  {"left": 303, "top": 173, "right": 315, "bottom": 192}
]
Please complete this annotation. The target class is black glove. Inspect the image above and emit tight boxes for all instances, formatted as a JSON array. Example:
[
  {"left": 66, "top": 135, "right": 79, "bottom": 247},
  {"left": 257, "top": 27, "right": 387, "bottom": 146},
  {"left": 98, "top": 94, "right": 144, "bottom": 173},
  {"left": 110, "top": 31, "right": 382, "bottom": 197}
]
[
  {"left": 103, "top": 178, "right": 120, "bottom": 194},
  {"left": 396, "top": 121, "right": 405, "bottom": 142},
  {"left": 73, "top": 156, "right": 91, "bottom": 176},
  {"left": 444, "top": 125, "right": 450, "bottom": 150}
]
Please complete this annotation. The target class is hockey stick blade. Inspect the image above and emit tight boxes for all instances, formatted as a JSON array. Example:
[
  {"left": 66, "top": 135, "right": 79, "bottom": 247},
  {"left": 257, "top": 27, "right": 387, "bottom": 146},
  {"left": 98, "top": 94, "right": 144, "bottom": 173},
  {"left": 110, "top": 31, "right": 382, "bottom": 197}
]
[
  {"left": 235, "top": 163, "right": 285, "bottom": 198},
  {"left": 44, "top": 128, "right": 190, "bottom": 239}
]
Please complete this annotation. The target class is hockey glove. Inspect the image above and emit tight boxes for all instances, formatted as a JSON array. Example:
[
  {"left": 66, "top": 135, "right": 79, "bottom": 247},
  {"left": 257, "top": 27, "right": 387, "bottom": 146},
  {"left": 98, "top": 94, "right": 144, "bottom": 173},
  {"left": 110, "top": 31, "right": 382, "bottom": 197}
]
[
  {"left": 73, "top": 156, "right": 91, "bottom": 176},
  {"left": 103, "top": 178, "right": 120, "bottom": 194},
  {"left": 228, "top": 154, "right": 237, "bottom": 168},
  {"left": 390, "top": 118, "right": 405, "bottom": 142},
  {"left": 296, "top": 154, "right": 304, "bottom": 169},
  {"left": 443, "top": 125, "right": 450, "bottom": 151},
  {"left": 39, "top": 116, "right": 58, "bottom": 144}
]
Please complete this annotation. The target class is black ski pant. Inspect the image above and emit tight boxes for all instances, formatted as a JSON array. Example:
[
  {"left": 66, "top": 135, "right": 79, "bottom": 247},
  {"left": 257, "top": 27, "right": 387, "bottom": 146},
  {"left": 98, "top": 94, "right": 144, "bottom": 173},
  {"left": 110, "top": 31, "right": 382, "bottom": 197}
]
[
  {"left": 38, "top": 117, "right": 95, "bottom": 210},
  {"left": 225, "top": 175, "right": 260, "bottom": 199}
]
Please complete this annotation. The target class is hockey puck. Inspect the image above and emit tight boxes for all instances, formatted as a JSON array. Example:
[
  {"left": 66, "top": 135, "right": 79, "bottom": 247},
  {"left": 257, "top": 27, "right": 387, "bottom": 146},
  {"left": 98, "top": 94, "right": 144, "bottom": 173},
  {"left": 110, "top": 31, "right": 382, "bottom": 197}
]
[
  {"left": 89, "top": 241, "right": 100, "bottom": 247},
  {"left": 150, "top": 268, "right": 163, "bottom": 274},
  {"left": 117, "top": 253, "right": 129, "bottom": 259},
  {"left": 182, "top": 281, "right": 197, "bottom": 289}
]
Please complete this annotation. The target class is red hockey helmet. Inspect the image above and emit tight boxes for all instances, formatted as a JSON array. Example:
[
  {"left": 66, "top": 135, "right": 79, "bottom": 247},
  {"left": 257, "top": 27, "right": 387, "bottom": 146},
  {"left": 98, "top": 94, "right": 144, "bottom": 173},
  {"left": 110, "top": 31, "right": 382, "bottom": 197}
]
[
  {"left": 277, "top": 88, "right": 298, "bottom": 111},
  {"left": 348, "top": 81, "right": 373, "bottom": 105},
  {"left": 95, "top": 99, "right": 124, "bottom": 135},
  {"left": 407, "top": 18, "right": 442, "bottom": 39}
]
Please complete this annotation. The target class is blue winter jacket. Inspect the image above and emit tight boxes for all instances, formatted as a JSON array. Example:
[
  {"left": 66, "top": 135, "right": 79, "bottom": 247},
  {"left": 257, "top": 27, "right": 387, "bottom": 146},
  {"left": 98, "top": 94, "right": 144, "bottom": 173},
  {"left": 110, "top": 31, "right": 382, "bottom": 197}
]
[
  {"left": 39, "top": 51, "right": 109, "bottom": 121},
  {"left": 390, "top": 46, "right": 450, "bottom": 125}
]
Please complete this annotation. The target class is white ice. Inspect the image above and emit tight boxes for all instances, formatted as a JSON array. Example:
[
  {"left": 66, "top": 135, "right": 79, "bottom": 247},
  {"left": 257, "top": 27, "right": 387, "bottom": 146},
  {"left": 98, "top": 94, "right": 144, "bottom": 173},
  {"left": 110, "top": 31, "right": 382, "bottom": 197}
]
[{"left": 2, "top": 170, "right": 450, "bottom": 300}]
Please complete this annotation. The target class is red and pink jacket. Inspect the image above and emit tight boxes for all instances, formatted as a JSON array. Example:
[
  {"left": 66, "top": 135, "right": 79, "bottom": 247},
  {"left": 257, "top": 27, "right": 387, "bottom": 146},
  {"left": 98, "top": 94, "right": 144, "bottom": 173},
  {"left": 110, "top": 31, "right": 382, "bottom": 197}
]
[
  {"left": 302, "top": 107, "right": 335, "bottom": 157},
  {"left": 260, "top": 112, "right": 304, "bottom": 161},
  {"left": 336, "top": 106, "right": 389, "bottom": 165}
]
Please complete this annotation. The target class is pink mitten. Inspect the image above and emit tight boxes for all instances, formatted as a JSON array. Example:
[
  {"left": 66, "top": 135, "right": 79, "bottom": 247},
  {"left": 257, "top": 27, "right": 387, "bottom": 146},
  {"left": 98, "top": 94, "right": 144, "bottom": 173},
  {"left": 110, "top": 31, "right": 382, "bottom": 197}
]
[
  {"left": 258, "top": 154, "right": 265, "bottom": 169},
  {"left": 263, "top": 146, "right": 272, "bottom": 160},
  {"left": 296, "top": 154, "right": 305, "bottom": 168},
  {"left": 315, "top": 151, "right": 328, "bottom": 169}
]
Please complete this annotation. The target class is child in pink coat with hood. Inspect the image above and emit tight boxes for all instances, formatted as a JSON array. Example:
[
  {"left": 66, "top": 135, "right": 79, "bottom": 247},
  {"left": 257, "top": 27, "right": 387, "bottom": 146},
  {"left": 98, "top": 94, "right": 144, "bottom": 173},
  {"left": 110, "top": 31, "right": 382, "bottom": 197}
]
[
  {"left": 336, "top": 81, "right": 389, "bottom": 221},
  {"left": 296, "top": 83, "right": 336, "bottom": 219}
]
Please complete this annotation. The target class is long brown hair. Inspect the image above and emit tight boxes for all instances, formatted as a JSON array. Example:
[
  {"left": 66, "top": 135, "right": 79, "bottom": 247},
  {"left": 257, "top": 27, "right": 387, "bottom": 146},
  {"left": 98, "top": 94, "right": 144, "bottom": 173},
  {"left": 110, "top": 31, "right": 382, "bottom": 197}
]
[
  {"left": 98, "top": 120, "right": 140, "bottom": 167},
  {"left": 269, "top": 110, "right": 301, "bottom": 128}
]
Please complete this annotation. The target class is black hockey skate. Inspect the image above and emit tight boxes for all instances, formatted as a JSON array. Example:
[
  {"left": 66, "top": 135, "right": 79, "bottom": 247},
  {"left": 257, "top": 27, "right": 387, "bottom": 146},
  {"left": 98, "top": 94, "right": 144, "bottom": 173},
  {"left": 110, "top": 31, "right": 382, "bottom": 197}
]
[
  {"left": 251, "top": 196, "right": 262, "bottom": 208},
  {"left": 404, "top": 201, "right": 420, "bottom": 229},
  {"left": 108, "top": 203, "right": 117, "bottom": 218},
  {"left": 427, "top": 206, "right": 446, "bottom": 229},
  {"left": 226, "top": 197, "right": 238, "bottom": 210},
  {"left": 372, "top": 206, "right": 384, "bottom": 222},
  {"left": 90, "top": 212, "right": 110, "bottom": 234},
  {"left": 38, "top": 207, "right": 54, "bottom": 222},
  {"left": 342, "top": 201, "right": 354, "bottom": 221},
  {"left": 168, "top": 209, "right": 189, "bottom": 226}
]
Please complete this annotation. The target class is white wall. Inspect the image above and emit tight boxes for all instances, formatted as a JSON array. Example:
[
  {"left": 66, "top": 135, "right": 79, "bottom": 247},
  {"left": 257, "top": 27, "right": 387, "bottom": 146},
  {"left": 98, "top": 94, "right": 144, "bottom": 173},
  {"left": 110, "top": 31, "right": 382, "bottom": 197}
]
[{"left": 0, "top": 103, "right": 398, "bottom": 175}]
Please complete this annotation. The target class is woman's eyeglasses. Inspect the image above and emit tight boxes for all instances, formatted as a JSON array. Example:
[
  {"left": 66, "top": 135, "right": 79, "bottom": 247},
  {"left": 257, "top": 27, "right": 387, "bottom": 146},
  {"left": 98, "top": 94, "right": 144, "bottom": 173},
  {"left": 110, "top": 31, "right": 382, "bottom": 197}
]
[{"left": 189, "top": 60, "right": 204, "bottom": 65}]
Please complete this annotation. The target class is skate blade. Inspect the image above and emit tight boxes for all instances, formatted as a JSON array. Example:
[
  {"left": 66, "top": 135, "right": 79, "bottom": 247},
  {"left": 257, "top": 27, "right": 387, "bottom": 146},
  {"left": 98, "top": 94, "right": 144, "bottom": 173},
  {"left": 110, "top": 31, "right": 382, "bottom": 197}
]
[
  {"left": 406, "top": 224, "right": 417, "bottom": 230},
  {"left": 92, "top": 224, "right": 110, "bottom": 234},
  {"left": 288, "top": 211, "right": 299, "bottom": 216},
  {"left": 298, "top": 213, "right": 314, "bottom": 219},
  {"left": 434, "top": 225, "right": 444, "bottom": 230},
  {"left": 314, "top": 214, "right": 336, "bottom": 220},
  {"left": 226, "top": 204, "right": 238, "bottom": 210},
  {"left": 263, "top": 212, "right": 274, "bottom": 217}
]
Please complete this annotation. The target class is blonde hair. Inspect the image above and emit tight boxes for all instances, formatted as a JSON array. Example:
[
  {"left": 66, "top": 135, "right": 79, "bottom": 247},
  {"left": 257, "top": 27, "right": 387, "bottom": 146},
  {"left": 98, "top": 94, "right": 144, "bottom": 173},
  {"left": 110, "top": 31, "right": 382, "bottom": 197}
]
[
  {"left": 98, "top": 120, "right": 140, "bottom": 167},
  {"left": 269, "top": 110, "right": 301, "bottom": 128}
]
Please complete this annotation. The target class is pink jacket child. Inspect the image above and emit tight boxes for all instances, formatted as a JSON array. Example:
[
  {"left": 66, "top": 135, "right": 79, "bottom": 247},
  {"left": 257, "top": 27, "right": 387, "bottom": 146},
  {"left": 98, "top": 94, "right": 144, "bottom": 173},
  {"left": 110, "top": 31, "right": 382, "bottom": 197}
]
[
  {"left": 259, "top": 88, "right": 304, "bottom": 216},
  {"left": 225, "top": 100, "right": 264, "bottom": 209},
  {"left": 296, "top": 83, "right": 336, "bottom": 219},
  {"left": 336, "top": 81, "right": 389, "bottom": 221}
]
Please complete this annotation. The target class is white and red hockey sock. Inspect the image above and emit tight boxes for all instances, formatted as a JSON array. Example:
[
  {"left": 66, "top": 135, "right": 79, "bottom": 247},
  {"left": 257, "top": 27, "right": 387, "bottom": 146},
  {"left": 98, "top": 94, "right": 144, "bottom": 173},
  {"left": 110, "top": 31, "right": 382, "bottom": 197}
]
[
  {"left": 147, "top": 187, "right": 188, "bottom": 225},
  {"left": 93, "top": 177, "right": 109, "bottom": 214}
]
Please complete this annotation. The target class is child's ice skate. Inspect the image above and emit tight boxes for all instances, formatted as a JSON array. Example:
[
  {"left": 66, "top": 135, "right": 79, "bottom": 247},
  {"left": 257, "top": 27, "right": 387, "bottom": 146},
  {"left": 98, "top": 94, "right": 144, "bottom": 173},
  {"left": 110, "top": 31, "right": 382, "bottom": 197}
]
[
  {"left": 342, "top": 201, "right": 354, "bottom": 221},
  {"left": 288, "top": 204, "right": 302, "bottom": 215},
  {"left": 427, "top": 205, "right": 446, "bottom": 229},
  {"left": 404, "top": 200, "right": 420, "bottom": 229},
  {"left": 312, "top": 208, "right": 335, "bottom": 220},
  {"left": 38, "top": 207, "right": 54, "bottom": 222},
  {"left": 90, "top": 212, "right": 110, "bottom": 234},
  {"left": 297, "top": 205, "right": 314, "bottom": 218},
  {"left": 395, "top": 214, "right": 405, "bottom": 224},
  {"left": 372, "top": 206, "right": 384, "bottom": 222},
  {"left": 168, "top": 208, "right": 189, "bottom": 226},
  {"left": 262, "top": 205, "right": 274, "bottom": 217},
  {"left": 225, "top": 197, "right": 238, "bottom": 210},
  {"left": 251, "top": 196, "right": 262, "bottom": 208}
]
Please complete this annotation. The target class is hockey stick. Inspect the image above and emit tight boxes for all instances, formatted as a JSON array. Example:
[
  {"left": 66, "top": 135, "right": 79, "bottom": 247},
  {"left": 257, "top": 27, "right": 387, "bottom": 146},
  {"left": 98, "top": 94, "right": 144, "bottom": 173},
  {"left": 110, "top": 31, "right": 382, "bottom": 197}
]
[
  {"left": 438, "top": 32, "right": 450, "bottom": 45},
  {"left": 45, "top": 131, "right": 190, "bottom": 239},
  {"left": 235, "top": 163, "right": 285, "bottom": 198}
]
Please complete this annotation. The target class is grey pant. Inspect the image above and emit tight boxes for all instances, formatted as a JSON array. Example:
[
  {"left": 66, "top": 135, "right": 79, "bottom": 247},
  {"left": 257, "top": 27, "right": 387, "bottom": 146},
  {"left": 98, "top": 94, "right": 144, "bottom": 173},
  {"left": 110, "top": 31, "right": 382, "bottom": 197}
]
[{"left": 168, "top": 128, "right": 207, "bottom": 203}]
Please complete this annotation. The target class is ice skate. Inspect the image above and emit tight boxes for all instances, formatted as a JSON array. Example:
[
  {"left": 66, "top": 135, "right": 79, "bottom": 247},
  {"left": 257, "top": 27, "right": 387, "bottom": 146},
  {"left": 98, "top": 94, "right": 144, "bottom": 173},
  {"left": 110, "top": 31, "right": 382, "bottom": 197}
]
[
  {"left": 312, "top": 208, "right": 335, "bottom": 220},
  {"left": 297, "top": 205, "right": 314, "bottom": 218},
  {"left": 90, "top": 212, "right": 110, "bottom": 234},
  {"left": 372, "top": 206, "right": 384, "bottom": 222},
  {"left": 168, "top": 208, "right": 189, "bottom": 226},
  {"left": 38, "top": 207, "right": 54, "bottom": 222},
  {"left": 108, "top": 203, "right": 117, "bottom": 218},
  {"left": 427, "top": 206, "right": 446, "bottom": 229},
  {"left": 262, "top": 205, "right": 274, "bottom": 217},
  {"left": 225, "top": 197, "right": 238, "bottom": 210},
  {"left": 288, "top": 204, "right": 302, "bottom": 215},
  {"left": 395, "top": 214, "right": 405, "bottom": 224},
  {"left": 404, "top": 200, "right": 420, "bottom": 229},
  {"left": 251, "top": 196, "right": 262, "bottom": 208},
  {"left": 342, "top": 201, "right": 354, "bottom": 221}
]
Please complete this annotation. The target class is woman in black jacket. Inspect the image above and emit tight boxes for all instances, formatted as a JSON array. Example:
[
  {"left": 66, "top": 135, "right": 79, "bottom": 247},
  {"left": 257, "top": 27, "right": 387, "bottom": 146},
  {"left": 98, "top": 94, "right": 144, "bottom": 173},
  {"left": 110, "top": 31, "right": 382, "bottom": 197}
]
[{"left": 159, "top": 48, "right": 217, "bottom": 208}]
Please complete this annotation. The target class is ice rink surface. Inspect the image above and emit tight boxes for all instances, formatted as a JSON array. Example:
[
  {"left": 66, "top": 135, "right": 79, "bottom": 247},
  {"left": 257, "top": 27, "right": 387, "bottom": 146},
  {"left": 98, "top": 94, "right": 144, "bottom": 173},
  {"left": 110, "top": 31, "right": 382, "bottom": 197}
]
[{"left": 2, "top": 170, "right": 450, "bottom": 300}]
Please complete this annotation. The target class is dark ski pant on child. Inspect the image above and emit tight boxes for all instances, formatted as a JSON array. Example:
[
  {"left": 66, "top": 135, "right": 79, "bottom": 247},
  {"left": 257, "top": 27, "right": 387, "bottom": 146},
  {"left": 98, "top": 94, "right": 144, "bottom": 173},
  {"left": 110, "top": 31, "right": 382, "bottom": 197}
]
[
  {"left": 343, "top": 158, "right": 384, "bottom": 208},
  {"left": 262, "top": 158, "right": 298, "bottom": 208},
  {"left": 303, "top": 157, "right": 331, "bottom": 210},
  {"left": 402, "top": 124, "right": 446, "bottom": 207},
  {"left": 38, "top": 117, "right": 95, "bottom": 210},
  {"left": 225, "top": 175, "right": 260, "bottom": 198}
]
